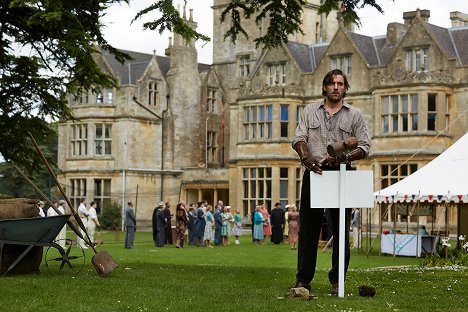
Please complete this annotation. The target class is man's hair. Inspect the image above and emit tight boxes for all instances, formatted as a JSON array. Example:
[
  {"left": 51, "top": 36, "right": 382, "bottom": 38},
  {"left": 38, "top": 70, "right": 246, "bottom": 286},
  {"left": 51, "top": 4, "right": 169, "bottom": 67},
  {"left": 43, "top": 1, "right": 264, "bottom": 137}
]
[
  {"left": 322, "top": 68, "right": 350, "bottom": 97},
  {"left": 80, "top": 198, "right": 86, "bottom": 203},
  {"left": 90, "top": 201, "right": 96, "bottom": 206}
]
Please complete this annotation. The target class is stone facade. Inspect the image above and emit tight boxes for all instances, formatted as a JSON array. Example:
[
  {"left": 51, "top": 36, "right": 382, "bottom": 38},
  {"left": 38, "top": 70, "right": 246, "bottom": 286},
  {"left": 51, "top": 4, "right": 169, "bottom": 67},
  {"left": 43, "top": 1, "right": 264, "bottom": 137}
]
[{"left": 58, "top": 5, "right": 468, "bottom": 233}]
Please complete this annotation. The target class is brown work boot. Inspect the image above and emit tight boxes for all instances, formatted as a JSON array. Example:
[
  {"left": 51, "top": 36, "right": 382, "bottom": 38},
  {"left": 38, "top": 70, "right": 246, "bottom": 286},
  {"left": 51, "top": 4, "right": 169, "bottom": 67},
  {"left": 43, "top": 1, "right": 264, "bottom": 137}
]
[
  {"left": 330, "top": 283, "right": 338, "bottom": 295},
  {"left": 293, "top": 281, "right": 311, "bottom": 292}
]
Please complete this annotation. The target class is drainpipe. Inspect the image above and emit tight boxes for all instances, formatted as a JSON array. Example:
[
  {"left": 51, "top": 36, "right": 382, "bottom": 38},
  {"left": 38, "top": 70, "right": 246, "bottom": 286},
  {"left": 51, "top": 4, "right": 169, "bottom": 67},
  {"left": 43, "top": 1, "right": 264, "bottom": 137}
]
[
  {"left": 161, "top": 94, "right": 170, "bottom": 201},
  {"left": 205, "top": 115, "right": 208, "bottom": 167},
  {"left": 121, "top": 169, "right": 126, "bottom": 231}
]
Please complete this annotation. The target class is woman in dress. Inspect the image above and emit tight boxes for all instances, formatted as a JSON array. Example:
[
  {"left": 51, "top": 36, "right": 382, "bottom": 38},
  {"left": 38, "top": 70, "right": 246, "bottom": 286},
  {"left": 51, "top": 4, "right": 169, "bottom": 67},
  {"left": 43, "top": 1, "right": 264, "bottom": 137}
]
[
  {"left": 221, "top": 206, "right": 233, "bottom": 245},
  {"left": 260, "top": 204, "right": 272, "bottom": 242},
  {"left": 175, "top": 202, "right": 188, "bottom": 248},
  {"left": 204, "top": 205, "right": 215, "bottom": 248},
  {"left": 283, "top": 205, "right": 289, "bottom": 242},
  {"left": 194, "top": 202, "right": 206, "bottom": 247},
  {"left": 232, "top": 209, "right": 243, "bottom": 244},
  {"left": 253, "top": 206, "right": 265, "bottom": 244},
  {"left": 287, "top": 204, "right": 299, "bottom": 250}
]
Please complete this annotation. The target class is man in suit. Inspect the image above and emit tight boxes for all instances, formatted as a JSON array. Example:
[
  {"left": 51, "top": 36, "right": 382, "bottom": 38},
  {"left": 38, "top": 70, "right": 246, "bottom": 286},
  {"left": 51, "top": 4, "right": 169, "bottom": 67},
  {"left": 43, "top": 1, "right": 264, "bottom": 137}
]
[
  {"left": 213, "top": 201, "right": 223, "bottom": 246},
  {"left": 163, "top": 202, "right": 173, "bottom": 244},
  {"left": 187, "top": 204, "right": 196, "bottom": 245},
  {"left": 156, "top": 202, "right": 167, "bottom": 247},
  {"left": 124, "top": 201, "right": 136, "bottom": 249}
]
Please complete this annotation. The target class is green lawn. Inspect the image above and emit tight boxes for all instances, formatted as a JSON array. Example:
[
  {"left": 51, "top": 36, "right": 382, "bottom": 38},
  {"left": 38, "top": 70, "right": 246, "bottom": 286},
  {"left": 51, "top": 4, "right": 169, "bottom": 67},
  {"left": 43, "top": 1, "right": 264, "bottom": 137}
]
[{"left": 1, "top": 231, "right": 467, "bottom": 312}]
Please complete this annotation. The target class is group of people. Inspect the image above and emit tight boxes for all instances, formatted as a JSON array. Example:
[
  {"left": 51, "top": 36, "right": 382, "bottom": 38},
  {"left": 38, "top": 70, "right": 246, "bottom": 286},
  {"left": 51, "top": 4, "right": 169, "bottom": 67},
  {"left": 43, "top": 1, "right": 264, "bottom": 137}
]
[
  {"left": 148, "top": 199, "right": 244, "bottom": 249},
  {"left": 251, "top": 202, "right": 300, "bottom": 249},
  {"left": 151, "top": 201, "right": 175, "bottom": 247},
  {"left": 190, "top": 200, "right": 244, "bottom": 248},
  {"left": 35, "top": 197, "right": 101, "bottom": 249}
]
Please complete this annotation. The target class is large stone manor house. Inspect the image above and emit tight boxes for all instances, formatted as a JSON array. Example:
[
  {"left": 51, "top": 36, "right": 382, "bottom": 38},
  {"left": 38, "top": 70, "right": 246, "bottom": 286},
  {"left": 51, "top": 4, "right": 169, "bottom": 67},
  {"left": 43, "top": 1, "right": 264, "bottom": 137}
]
[{"left": 57, "top": 0, "right": 468, "bottom": 230}]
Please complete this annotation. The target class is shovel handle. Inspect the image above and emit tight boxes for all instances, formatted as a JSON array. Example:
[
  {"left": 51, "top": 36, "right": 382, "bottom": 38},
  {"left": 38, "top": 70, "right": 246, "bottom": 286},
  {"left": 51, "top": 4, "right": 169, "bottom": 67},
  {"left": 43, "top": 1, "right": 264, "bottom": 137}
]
[
  {"left": 11, "top": 163, "right": 86, "bottom": 240},
  {"left": 27, "top": 132, "right": 97, "bottom": 254}
]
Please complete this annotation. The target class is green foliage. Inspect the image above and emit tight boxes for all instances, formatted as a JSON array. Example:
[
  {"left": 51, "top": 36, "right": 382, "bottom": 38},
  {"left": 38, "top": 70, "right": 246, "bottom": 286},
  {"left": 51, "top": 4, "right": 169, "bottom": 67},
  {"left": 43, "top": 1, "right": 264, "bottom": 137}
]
[
  {"left": 221, "top": 0, "right": 306, "bottom": 48},
  {"left": 133, "top": 0, "right": 210, "bottom": 43},
  {"left": 0, "top": 0, "right": 132, "bottom": 173},
  {"left": 420, "top": 247, "right": 468, "bottom": 267},
  {"left": 99, "top": 201, "right": 122, "bottom": 230},
  {"left": 135, "top": 0, "right": 388, "bottom": 49},
  {"left": 0, "top": 123, "right": 59, "bottom": 199},
  {"left": 318, "top": 0, "right": 386, "bottom": 27}
]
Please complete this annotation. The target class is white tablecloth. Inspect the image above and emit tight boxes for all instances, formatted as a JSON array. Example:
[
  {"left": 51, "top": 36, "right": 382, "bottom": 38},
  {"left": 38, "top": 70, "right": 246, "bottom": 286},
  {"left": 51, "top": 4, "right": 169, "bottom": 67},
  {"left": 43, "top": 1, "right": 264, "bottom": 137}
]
[{"left": 381, "top": 234, "right": 438, "bottom": 257}]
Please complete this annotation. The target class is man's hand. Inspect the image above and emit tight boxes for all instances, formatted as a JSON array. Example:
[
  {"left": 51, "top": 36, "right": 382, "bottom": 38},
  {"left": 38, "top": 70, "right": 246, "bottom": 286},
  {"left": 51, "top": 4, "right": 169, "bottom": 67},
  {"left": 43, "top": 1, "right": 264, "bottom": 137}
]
[
  {"left": 294, "top": 141, "right": 323, "bottom": 174},
  {"left": 323, "top": 153, "right": 347, "bottom": 166},
  {"left": 302, "top": 158, "right": 323, "bottom": 175}
]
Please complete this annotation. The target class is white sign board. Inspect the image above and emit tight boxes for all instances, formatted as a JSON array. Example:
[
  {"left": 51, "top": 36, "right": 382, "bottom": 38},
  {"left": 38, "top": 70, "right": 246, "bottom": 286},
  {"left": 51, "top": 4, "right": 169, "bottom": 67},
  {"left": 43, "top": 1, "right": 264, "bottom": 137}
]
[
  {"left": 310, "top": 170, "right": 374, "bottom": 208},
  {"left": 309, "top": 166, "right": 374, "bottom": 298}
]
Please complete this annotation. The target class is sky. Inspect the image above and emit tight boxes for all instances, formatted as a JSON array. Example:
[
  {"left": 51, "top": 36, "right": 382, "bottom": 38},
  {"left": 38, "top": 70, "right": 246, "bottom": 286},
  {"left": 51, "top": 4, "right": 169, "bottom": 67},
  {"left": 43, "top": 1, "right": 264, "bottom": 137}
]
[{"left": 101, "top": 0, "right": 468, "bottom": 64}]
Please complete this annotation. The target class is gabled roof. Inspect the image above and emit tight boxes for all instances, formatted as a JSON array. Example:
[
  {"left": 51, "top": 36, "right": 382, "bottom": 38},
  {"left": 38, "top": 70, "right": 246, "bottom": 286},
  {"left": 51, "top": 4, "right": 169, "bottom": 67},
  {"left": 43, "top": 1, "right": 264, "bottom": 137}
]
[
  {"left": 286, "top": 41, "right": 329, "bottom": 73},
  {"left": 450, "top": 26, "right": 468, "bottom": 65},
  {"left": 347, "top": 32, "right": 381, "bottom": 66},
  {"left": 424, "top": 23, "right": 459, "bottom": 60},
  {"left": 101, "top": 49, "right": 211, "bottom": 85},
  {"left": 344, "top": 20, "right": 468, "bottom": 68}
]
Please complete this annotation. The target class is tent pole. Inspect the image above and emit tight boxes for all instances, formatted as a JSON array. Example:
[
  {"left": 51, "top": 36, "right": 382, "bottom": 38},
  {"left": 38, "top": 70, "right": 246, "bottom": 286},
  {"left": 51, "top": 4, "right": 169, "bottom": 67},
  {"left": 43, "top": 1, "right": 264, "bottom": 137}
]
[
  {"left": 406, "top": 205, "right": 409, "bottom": 234},
  {"left": 457, "top": 202, "right": 461, "bottom": 249},
  {"left": 416, "top": 200, "right": 420, "bottom": 258},
  {"left": 378, "top": 202, "right": 383, "bottom": 256},
  {"left": 393, "top": 202, "right": 397, "bottom": 258},
  {"left": 445, "top": 202, "right": 449, "bottom": 236}
]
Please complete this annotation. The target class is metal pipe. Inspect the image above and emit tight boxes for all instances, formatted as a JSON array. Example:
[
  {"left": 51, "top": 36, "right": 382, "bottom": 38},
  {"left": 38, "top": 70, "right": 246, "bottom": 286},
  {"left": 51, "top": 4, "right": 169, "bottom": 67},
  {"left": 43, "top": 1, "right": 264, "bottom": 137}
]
[
  {"left": 161, "top": 94, "right": 169, "bottom": 201},
  {"left": 121, "top": 169, "right": 126, "bottom": 232}
]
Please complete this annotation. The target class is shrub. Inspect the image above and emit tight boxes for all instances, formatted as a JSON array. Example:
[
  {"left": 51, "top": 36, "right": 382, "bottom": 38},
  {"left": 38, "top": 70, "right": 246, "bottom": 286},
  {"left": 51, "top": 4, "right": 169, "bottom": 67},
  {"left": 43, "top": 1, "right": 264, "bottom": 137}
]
[
  {"left": 100, "top": 201, "right": 121, "bottom": 230},
  {"left": 419, "top": 236, "right": 468, "bottom": 267}
]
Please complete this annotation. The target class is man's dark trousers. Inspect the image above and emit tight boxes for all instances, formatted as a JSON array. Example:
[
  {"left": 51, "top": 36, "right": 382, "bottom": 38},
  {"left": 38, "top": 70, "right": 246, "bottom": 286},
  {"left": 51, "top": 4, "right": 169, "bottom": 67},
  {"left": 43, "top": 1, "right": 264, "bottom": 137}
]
[{"left": 296, "top": 168, "right": 352, "bottom": 285}]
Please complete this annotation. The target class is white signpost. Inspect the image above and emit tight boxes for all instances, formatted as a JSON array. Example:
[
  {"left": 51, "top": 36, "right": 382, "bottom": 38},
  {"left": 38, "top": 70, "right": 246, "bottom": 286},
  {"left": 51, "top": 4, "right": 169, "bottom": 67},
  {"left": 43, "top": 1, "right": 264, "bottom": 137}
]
[{"left": 310, "top": 164, "right": 374, "bottom": 298}]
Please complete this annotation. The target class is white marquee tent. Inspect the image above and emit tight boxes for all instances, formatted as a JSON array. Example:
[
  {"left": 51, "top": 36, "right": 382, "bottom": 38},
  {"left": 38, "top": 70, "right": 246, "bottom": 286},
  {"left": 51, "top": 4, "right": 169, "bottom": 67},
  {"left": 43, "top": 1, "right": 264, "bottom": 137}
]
[{"left": 374, "top": 132, "right": 468, "bottom": 204}]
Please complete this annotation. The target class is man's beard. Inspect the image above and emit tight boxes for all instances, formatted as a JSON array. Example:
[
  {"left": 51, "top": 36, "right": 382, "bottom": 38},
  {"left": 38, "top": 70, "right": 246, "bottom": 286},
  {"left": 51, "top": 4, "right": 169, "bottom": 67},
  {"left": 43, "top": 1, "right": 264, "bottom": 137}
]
[{"left": 326, "top": 91, "right": 344, "bottom": 103}]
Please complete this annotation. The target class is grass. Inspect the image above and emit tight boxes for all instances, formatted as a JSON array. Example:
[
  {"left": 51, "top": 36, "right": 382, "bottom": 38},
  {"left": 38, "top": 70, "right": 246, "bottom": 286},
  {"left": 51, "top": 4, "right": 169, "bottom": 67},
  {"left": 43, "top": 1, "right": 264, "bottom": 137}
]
[{"left": 1, "top": 230, "right": 467, "bottom": 312}]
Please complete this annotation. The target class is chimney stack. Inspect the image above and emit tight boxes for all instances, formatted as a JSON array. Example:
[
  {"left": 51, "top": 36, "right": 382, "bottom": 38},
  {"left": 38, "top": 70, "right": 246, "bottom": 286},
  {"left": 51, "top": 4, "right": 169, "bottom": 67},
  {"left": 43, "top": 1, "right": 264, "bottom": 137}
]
[
  {"left": 450, "top": 11, "right": 468, "bottom": 27},
  {"left": 403, "top": 9, "right": 430, "bottom": 26}
]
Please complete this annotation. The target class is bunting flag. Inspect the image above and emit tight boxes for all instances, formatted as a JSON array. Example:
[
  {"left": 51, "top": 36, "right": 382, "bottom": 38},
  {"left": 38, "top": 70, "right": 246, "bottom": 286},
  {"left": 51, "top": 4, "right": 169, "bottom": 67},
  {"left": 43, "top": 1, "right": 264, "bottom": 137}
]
[{"left": 428, "top": 195, "right": 433, "bottom": 200}]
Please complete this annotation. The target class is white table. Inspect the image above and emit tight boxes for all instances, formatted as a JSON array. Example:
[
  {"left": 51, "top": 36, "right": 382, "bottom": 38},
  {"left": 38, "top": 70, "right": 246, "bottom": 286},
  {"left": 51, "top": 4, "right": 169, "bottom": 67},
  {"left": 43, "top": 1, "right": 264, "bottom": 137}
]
[{"left": 381, "top": 234, "right": 438, "bottom": 257}]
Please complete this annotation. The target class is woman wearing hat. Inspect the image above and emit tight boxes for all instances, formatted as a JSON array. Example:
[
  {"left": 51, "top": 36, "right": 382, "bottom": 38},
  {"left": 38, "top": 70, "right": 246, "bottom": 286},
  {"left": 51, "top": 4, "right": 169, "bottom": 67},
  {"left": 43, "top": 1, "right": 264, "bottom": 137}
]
[
  {"left": 36, "top": 200, "right": 45, "bottom": 217},
  {"left": 221, "top": 206, "right": 233, "bottom": 245},
  {"left": 232, "top": 209, "right": 242, "bottom": 245}
]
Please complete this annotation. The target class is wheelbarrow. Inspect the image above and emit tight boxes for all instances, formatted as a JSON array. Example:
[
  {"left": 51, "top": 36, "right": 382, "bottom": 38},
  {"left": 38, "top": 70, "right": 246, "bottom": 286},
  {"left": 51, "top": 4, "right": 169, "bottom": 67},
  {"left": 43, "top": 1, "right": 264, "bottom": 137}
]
[{"left": 0, "top": 214, "right": 85, "bottom": 276}]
